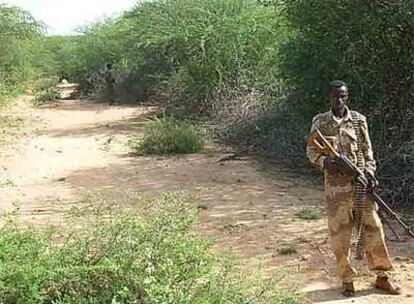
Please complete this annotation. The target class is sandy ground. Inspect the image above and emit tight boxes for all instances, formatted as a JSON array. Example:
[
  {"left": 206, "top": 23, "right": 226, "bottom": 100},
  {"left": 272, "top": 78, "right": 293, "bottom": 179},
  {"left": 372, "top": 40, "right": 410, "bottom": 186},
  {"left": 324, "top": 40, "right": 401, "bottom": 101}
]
[{"left": 0, "top": 88, "right": 413, "bottom": 303}]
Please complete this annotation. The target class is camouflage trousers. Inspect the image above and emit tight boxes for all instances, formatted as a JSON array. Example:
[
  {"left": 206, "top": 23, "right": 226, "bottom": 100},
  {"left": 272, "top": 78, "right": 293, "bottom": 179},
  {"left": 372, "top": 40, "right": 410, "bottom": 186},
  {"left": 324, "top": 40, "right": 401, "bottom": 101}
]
[
  {"left": 105, "top": 82, "right": 115, "bottom": 104},
  {"left": 325, "top": 173, "right": 394, "bottom": 282}
]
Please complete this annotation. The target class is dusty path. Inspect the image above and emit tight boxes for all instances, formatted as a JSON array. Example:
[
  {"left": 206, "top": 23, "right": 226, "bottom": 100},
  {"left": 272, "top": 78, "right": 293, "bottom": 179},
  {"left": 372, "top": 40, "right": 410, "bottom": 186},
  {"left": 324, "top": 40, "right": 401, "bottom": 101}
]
[{"left": 0, "top": 92, "right": 413, "bottom": 303}]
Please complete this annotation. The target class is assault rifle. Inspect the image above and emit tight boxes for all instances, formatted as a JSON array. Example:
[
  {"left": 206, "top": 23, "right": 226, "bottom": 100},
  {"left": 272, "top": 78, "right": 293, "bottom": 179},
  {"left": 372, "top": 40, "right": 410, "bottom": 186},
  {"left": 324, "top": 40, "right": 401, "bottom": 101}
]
[{"left": 307, "top": 129, "right": 414, "bottom": 242}]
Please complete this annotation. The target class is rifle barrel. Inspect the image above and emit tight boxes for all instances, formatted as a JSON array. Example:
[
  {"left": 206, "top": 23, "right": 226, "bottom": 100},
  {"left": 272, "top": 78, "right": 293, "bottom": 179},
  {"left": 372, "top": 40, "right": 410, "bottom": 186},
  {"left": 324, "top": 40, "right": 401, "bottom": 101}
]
[{"left": 373, "top": 193, "right": 414, "bottom": 239}]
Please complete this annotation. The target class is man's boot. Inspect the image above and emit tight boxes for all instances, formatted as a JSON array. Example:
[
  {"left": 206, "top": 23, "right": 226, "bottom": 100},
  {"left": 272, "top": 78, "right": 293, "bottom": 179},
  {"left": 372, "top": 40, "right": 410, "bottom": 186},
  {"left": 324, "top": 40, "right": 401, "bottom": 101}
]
[
  {"left": 375, "top": 276, "right": 401, "bottom": 295},
  {"left": 342, "top": 281, "right": 355, "bottom": 297}
]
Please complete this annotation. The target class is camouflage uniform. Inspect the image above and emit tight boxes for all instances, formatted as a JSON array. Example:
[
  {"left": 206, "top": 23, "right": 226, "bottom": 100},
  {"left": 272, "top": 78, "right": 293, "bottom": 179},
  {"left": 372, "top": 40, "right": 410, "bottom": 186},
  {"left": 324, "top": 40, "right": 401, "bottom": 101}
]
[
  {"left": 306, "top": 106, "right": 393, "bottom": 283},
  {"left": 104, "top": 66, "right": 115, "bottom": 104}
]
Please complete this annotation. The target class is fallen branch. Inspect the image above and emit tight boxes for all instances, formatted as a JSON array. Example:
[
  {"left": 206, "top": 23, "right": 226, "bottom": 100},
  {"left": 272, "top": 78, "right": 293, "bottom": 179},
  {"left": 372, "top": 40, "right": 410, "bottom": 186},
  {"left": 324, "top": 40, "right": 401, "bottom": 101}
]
[{"left": 217, "top": 143, "right": 257, "bottom": 162}]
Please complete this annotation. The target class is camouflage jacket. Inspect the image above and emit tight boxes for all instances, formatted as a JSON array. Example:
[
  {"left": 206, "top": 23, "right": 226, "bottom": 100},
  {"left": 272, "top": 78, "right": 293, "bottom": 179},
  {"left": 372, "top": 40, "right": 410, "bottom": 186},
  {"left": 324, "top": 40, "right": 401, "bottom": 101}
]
[
  {"left": 103, "top": 68, "right": 115, "bottom": 84},
  {"left": 306, "top": 106, "right": 376, "bottom": 174}
]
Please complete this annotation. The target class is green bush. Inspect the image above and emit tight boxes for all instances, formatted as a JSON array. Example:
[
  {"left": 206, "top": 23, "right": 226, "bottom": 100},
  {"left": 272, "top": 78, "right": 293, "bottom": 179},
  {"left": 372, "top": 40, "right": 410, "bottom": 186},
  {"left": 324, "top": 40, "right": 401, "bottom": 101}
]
[
  {"left": 0, "top": 5, "right": 44, "bottom": 90},
  {"left": 296, "top": 208, "right": 321, "bottom": 220},
  {"left": 0, "top": 84, "right": 22, "bottom": 107},
  {"left": 0, "top": 192, "right": 307, "bottom": 303},
  {"left": 62, "top": 0, "right": 287, "bottom": 108},
  {"left": 0, "top": 6, "right": 71, "bottom": 104},
  {"left": 32, "top": 77, "right": 60, "bottom": 105},
  {"left": 134, "top": 117, "right": 204, "bottom": 155},
  {"left": 34, "top": 88, "right": 60, "bottom": 104},
  {"left": 33, "top": 77, "right": 58, "bottom": 92}
]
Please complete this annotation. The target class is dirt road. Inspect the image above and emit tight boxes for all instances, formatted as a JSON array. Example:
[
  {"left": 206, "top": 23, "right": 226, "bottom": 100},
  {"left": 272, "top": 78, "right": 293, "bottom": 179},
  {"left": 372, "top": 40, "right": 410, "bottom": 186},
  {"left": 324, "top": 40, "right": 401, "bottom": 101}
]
[{"left": 0, "top": 91, "right": 413, "bottom": 303}]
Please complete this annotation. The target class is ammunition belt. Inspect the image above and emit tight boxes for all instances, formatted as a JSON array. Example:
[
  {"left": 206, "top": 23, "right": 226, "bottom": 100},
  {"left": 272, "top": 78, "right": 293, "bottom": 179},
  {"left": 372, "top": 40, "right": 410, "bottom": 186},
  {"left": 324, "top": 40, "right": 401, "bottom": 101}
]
[{"left": 351, "top": 111, "right": 367, "bottom": 260}]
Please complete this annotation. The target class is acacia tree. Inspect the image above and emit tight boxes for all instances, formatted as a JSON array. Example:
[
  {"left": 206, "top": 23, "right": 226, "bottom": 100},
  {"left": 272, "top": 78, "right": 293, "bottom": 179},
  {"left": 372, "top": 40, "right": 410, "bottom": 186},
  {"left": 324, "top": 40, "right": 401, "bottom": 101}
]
[{"left": 0, "top": 4, "right": 43, "bottom": 85}]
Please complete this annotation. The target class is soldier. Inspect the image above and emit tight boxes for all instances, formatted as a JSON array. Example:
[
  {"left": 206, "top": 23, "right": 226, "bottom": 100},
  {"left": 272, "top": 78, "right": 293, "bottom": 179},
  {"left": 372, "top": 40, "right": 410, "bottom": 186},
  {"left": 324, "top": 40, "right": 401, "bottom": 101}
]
[
  {"left": 104, "top": 63, "right": 115, "bottom": 105},
  {"left": 306, "top": 80, "right": 400, "bottom": 297}
]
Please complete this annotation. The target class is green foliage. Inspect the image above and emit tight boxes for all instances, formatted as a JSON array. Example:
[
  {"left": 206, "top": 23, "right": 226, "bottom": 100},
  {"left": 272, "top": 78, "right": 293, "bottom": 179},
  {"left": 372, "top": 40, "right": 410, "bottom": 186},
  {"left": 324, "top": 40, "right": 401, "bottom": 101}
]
[
  {"left": 296, "top": 208, "right": 321, "bottom": 220},
  {"left": 134, "top": 117, "right": 204, "bottom": 155},
  {"left": 63, "top": 0, "right": 287, "bottom": 105},
  {"left": 277, "top": 0, "right": 414, "bottom": 206},
  {"left": 0, "top": 4, "right": 45, "bottom": 105},
  {"left": 0, "top": 5, "right": 42, "bottom": 80},
  {"left": 32, "top": 77, "right": 60, "bottom": 105},
  {"left": 0, "top": 192, "right": 307, "bottom": 303},
  {"left": 33, "top": 77, "right": 58, "bottom": 92},
  {"left": 0, "top": 5, "right": 74, "bottom": 106},
  {"left": 0, "top": 84, "right": 22, "bottom": 106},
  {"left": 34, "top": 88, "right": 59, "bottom": 104},
  {"left": 35, "top": 35, "right": 82, "bottom": 80}
]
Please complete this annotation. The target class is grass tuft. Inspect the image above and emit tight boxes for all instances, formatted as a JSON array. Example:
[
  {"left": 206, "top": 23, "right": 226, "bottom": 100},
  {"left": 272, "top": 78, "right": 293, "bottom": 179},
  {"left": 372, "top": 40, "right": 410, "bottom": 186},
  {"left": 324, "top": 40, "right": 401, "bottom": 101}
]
[
  {"left": 296, "top": 208, "right": 321, "bottom": 220},
  {"left": 132, "top": 116, "right": 204, "bottom": 155}
]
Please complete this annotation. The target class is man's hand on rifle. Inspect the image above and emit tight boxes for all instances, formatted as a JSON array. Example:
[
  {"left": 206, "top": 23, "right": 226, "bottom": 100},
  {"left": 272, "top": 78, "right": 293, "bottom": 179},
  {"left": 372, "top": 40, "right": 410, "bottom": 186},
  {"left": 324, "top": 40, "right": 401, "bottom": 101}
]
[
  {"left": 365, "top": 170, "right": 379, "bottom": 189},
  {"left": 323, "top": 157, "right": 342, "bottom": 174}
]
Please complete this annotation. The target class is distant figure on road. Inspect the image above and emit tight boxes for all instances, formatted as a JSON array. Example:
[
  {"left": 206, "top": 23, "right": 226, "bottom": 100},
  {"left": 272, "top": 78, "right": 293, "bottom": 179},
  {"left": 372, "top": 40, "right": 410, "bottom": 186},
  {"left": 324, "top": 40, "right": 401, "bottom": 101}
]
[{"left": 104, "top": 63, "right": 115, "bottom": 105}]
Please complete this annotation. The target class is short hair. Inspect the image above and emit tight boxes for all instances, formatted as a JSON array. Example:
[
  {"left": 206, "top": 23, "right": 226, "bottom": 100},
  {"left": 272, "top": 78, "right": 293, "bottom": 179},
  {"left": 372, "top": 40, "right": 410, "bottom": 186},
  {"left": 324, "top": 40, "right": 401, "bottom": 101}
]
[{"left": 328, "top": 80, "right": 348, "bottom": 92}]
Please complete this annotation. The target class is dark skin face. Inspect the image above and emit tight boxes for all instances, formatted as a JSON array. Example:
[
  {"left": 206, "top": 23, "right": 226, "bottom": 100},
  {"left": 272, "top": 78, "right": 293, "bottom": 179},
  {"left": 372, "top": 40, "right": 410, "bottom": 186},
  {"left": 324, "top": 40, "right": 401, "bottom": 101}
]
[{"left": 329, "top": 85, "right": 348, "bottom": 118}]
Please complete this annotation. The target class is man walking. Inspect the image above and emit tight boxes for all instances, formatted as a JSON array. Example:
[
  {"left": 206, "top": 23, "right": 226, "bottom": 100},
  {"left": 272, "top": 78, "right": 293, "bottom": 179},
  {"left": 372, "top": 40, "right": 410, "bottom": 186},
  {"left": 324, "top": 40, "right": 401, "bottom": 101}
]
[
  {"left": 104, "top": 63, "right": 115, "bottom": 105},
  {"left": 306, "top": 80, "right": 400, "bottom": 297}
]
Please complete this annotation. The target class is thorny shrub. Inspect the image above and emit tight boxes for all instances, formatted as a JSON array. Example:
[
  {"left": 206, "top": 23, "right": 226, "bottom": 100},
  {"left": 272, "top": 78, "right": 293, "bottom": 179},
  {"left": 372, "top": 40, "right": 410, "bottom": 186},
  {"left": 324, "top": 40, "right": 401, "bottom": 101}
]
[{"left": 0, "top": 192, "right": 307, "bottom": 303}]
